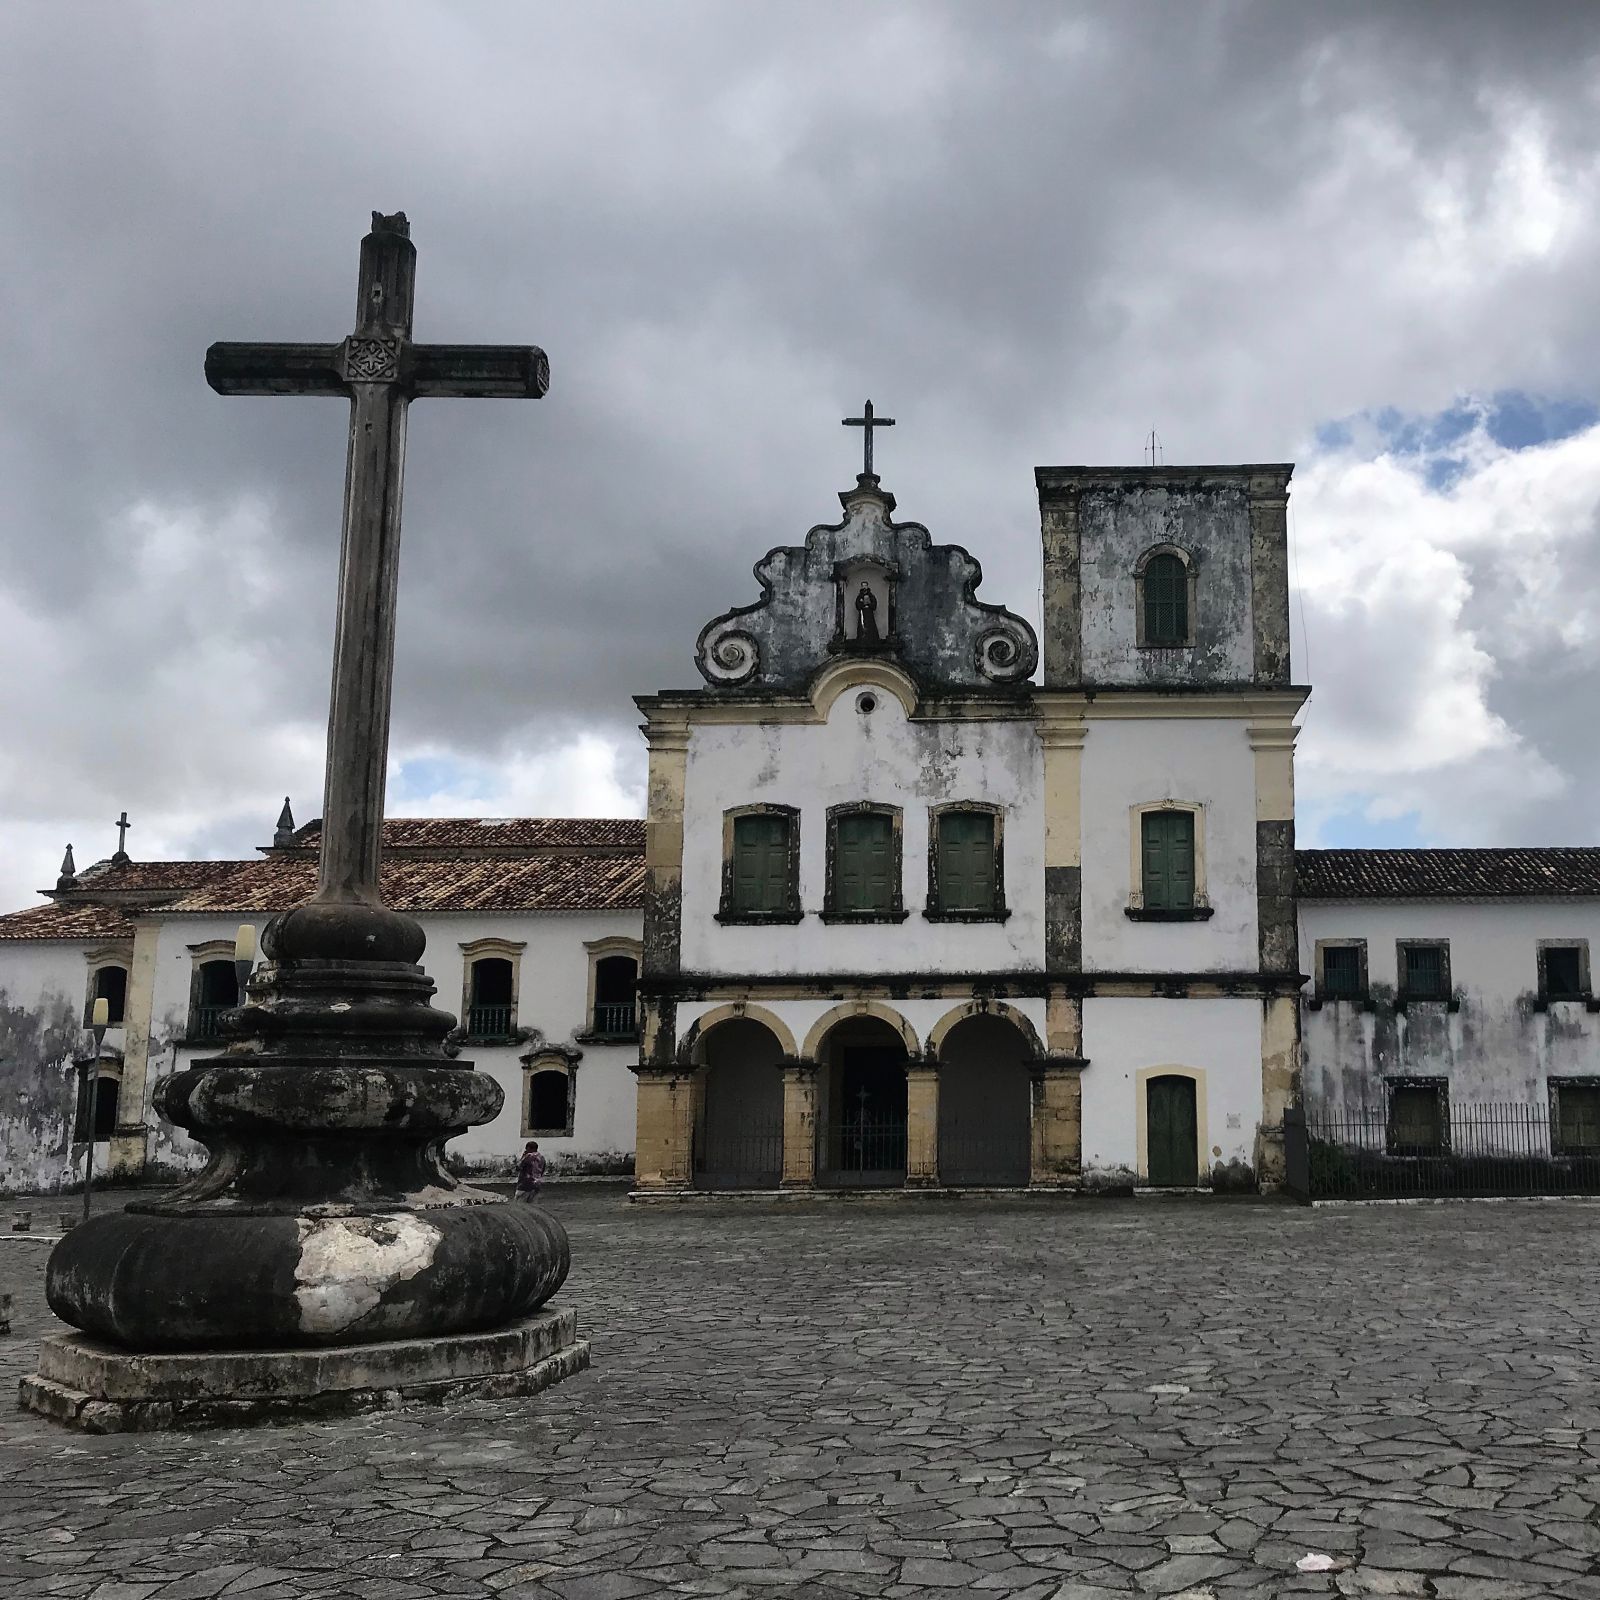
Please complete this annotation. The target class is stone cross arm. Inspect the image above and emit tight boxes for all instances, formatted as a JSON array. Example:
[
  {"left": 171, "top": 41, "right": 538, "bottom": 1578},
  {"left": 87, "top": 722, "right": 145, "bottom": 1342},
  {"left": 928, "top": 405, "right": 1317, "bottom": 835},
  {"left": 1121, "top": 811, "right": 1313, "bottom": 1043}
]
[{"left": 205, "top": 341, "right": 549, "bottom": 399}]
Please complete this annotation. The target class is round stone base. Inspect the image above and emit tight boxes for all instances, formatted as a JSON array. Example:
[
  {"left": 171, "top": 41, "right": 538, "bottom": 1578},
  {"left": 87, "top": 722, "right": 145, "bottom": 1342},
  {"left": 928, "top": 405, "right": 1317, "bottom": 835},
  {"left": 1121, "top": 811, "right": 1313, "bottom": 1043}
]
[{"left": 18, "top": 1307, "right": 588, "bottom": 1433}]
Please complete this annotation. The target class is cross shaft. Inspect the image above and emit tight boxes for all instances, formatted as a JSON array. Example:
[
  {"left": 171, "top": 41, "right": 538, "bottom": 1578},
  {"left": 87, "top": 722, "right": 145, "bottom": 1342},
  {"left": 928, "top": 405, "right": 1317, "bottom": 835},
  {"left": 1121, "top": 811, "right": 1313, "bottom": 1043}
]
[
  {"left": 206, "top": 213, "right": 547, "bottom": 905},
  {"left": 842, "top": 399, "right": 895, "bottom": 477}
]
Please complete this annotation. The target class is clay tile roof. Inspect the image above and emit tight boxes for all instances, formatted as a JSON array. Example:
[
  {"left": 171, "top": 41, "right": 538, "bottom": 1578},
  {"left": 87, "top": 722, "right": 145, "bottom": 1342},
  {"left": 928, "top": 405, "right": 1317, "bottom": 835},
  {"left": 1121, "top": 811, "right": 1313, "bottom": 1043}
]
[
  {"left": 162, "top": 852, "right": 645, "bottom": 915},
  {"left": 1296, "top": 848, "right": 1600, "bottom": 900},
  {"left": 74, "top": 859, "right": 252, "bottom": 893},
  {"left": 289, "top": 817, "right": 646, "bottom": 851},
  {"left": 0, "top": 902, "right": 139, "bottom": 941}
]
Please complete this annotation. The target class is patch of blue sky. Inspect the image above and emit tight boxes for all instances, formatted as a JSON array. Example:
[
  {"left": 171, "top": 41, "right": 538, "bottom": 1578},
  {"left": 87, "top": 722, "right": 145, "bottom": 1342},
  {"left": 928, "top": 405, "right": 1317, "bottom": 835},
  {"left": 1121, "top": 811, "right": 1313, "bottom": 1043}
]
[
  {"left": 390, "top": 754, "right": 484, "bottom": 806},
  {"left": 1309, "top": 807, "right": 1429, "bottom": 850},
  {"left": 1312, "top": 390, "right": 1598, "bottom": 469}
]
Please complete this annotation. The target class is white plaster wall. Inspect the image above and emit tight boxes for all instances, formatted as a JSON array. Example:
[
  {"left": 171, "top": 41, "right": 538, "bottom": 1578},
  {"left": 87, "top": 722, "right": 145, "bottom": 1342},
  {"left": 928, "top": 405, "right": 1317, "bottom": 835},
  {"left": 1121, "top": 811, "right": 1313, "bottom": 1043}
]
[
  {"left": 157, "top": 909, "right": 644, "bottom": 1175},
  {"left": 1081, "top": 996, "right": 1263, "bottom": 1176},
  {"left": 1079, "top": 717, "right": 1259, "bottom": 972},
  {"left": 679, "top": 687, "right": 1044, "bottom": 976},
  {"left": 1299, "top": 900, "right": 1600, "bottom": 1113},
  {"left": 0, "top": 940, "right": 112, "bottom": 1192}
]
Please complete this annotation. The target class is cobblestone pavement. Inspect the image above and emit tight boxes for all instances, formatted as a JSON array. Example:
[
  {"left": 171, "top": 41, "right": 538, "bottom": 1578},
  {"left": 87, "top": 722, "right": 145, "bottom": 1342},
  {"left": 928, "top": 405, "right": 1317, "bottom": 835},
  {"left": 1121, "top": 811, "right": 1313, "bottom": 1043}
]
[{"left": 2, "top": 1190, "right": 1599, "bottom": 1600}]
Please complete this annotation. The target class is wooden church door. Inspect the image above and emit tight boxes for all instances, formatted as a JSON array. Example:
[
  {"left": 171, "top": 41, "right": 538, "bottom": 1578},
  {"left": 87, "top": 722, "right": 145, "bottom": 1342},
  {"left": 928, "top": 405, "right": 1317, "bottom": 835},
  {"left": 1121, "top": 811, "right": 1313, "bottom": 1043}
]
[{"left": 1146, "top": 1075, "right": 1199, "bottom": 1187}]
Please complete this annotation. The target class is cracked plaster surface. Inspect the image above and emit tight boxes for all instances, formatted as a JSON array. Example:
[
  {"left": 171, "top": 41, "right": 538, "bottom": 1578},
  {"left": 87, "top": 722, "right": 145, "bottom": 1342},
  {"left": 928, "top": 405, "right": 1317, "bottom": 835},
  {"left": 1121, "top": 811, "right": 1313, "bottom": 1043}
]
[{"left": 1, "top": 1190, "right": 1598, "bottom": 1598}]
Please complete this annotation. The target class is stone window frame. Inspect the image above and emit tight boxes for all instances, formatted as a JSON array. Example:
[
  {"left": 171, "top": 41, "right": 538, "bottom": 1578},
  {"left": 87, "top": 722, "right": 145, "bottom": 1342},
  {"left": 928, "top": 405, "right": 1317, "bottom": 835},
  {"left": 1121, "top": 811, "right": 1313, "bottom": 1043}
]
[
  {"left": 520, "top": 1045, "right": 580, "bottom": 1139},
  {"left": 1536, "top": 939, "right": 1597, "bottom": 1011},
  {"left": 83, "top": 943, "right": 133, "bottom": 1027},
  {"left": 1309, "top": 938, "right": 1370, "bottom": 1010},
  {"left": 578, "top": 935, "right": 643, "bottom": 1041},
  {"left": 1125, "top": 799, "right": 1213, "bottom": 922},
  {"left": 821, "top": 801, "right": 909, "bottom": 924},
  {"left": 716, "top": 804, "right": 803, "bottom": 925},
  {"left": 458, "top": 936, "right": 527, "bottom": 1043},
  {"left": 1395, "top": 938, "right": 1457, "bottom": 1012},
  {"left": 1383, "top": 1075, "right": 1450, "bottom": 1156},
  {"left": 1549, "top": 1076, "right": 1600, "bottom": 1156},
  {"left": 924, "top": 801, "right": 1011, "bottom": 924},
  {"left": 1133, "top": 542, "right": 1198, "bottom": 650},
  {"left": 184, "top": 940, "right": 240, "bottom": 1043}
]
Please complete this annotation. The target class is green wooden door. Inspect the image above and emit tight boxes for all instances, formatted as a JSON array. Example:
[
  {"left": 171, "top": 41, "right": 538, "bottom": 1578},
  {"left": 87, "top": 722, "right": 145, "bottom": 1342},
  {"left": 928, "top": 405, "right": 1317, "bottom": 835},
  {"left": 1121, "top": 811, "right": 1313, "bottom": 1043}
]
[
  {"left": 1147, "top": 1075, "right": 1198, "bottom": 1187},
  {"left": 937, "top": 811, "right": 996, "bottom": 913},
  {"left": 1141, "top": 811, "right": 1195, "bottom": 911},
  {"left": 732, "top": 813, "right": 790, "bottom": 913}
]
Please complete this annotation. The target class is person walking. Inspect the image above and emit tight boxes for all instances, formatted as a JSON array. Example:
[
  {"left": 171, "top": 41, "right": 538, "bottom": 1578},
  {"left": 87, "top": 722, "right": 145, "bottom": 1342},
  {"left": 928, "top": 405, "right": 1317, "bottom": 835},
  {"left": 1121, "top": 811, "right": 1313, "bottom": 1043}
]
[{"left": 514, "top": 1140, "right": 547, "bottom": 1202}]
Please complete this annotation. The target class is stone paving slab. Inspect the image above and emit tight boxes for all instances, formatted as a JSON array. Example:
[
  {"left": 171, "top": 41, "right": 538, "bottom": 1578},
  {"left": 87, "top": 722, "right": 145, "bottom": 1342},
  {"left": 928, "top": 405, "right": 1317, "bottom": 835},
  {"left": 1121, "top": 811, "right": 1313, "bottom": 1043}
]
[{"left": 1, "top": 1189, "right": 1599, "bottom": 1597}]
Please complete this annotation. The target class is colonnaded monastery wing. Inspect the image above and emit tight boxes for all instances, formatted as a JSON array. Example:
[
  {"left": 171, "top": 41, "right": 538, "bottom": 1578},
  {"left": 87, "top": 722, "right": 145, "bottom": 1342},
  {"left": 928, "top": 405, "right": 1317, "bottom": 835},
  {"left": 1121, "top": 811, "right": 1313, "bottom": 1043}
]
[{"left": 3, "top": 445, "right": 1598, "bottom": 1196}]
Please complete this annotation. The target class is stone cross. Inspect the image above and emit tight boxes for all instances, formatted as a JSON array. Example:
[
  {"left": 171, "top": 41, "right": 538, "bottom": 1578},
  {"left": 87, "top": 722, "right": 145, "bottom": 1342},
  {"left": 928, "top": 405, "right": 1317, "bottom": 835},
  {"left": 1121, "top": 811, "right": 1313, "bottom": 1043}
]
[
  {"left": 206, "top": 212, "right": 547, "bottom": 905},
  {"left": 113, "top": 812, "right": 131, "bottom": 861},
  {"left": 842, "top": 399, "right": 895, "bottom": 477}
]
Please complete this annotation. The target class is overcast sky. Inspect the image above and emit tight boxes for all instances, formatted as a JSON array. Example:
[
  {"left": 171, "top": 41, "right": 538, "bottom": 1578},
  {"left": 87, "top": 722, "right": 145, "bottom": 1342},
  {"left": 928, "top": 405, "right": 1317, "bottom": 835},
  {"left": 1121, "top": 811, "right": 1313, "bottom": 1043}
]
[{"left": 3, "top": 1, "right": 1599, "bottom": 912}]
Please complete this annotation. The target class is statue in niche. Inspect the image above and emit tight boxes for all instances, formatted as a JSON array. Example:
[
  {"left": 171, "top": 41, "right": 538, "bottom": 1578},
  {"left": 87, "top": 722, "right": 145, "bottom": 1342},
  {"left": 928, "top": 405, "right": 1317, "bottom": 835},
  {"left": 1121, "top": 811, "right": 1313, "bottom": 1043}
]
[{"left": 855, "top": 579, "right": 880, "bottom": 644}]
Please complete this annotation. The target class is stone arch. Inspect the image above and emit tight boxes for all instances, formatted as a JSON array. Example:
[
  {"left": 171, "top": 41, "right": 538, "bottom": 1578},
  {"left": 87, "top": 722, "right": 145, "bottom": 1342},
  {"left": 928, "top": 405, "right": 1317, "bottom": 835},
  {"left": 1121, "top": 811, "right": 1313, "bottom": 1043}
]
[
  {"left": 925, "top": 999, "right": 1042, "bottom": 1063},
  {"left": 678, "top": 1002, "right": 798, "bottom": 1067},
  {"left": 808, "top": 657, "right": 920, "bottom": 720},
  {"left": 802, "top": 1000, "right": 920, "bottom": 1063}
]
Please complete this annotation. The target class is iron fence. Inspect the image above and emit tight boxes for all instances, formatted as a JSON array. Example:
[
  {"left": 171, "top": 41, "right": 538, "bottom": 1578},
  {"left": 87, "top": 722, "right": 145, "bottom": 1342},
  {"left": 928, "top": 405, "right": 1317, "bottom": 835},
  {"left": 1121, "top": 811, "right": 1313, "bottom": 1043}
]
[
  {"left": 1285, "top": 1102, "right": 1600, "bottom": 1200},
  {"left": 833, "top": 1111, "right": 907, "bottom": 1180},
  {"left": 696, "top": 1122, "right": 783, "bottom": 1190},
  {"left": 939, "top": 1118, "right": 1031, "bottom": 1188},
  {"left": 466, "top": 1004, "right": 515, "bottom": 1039},
  {"left": 191, "top": 1005, "right": 228, "bottom": 1041},
  {"left": 592, "top": 1002, "right": 637, "bottom": 1038}
]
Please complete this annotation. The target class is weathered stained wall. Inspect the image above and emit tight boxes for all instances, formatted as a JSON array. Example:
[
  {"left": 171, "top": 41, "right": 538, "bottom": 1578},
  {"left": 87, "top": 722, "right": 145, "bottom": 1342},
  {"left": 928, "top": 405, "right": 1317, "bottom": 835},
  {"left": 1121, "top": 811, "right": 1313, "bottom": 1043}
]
[
  {"left": 1079, "top": 717, "right": 1260, "bottom": 972},
  {"left": 0, "top": 943, "right": 114, "bottom": 1193},
  {"left": 1299, "top": 900, "right": 1600, "bottom": 1114},
  {"left": 678, "top": 687, "right": 1045, "bottom": 977}
]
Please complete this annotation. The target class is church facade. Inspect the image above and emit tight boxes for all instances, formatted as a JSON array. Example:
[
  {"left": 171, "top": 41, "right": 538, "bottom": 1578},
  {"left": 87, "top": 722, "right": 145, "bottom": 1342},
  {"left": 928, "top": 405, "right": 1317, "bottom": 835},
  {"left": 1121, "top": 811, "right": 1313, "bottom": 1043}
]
[{"left": 2, "top": 455, "right": 1599, "bottom": 1196}]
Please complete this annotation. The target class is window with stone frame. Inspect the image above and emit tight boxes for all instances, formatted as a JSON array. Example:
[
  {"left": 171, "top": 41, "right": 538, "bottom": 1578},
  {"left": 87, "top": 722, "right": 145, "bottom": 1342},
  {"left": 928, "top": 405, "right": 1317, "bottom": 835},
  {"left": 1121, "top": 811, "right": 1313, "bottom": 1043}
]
[
  {"left": 1141, "top": 810, "right": 1195, "bottom": 912},
  {"left": 927, "top": 806, "right": 1006, "bottom": 920},
  {"left": 592, "top": 954, "right": 638, "bottom": 1038},
  {"left": 1143, "top": 553, "right": 1189, "bottom": 646},
  {"left": 1397, "top": 940, "right": 1450, "bottom": 1003},
  {"left": 526, "top": 1070, "right": 572, "bottom": 1137},
  {"left": 824, "top": 804, "right": 905, "bottom": 922},
  {"left": 190, "top": 958, "right": 239, "bottom": 1041},
  {"left": 1317, "top": 941, "right": 1366, "bottom": 1002},
  {"left": 465, "top": 957, "right": 516, "bottom": 1040},
  {"left": 1552, "top": 1081, "right": 1600, "bottom": 1156},
  {"left": 1386, "top": 1080, "right": 1447, "bottom": 1156},
  {"left": 87, "top": 963, "right": 129, "bottom": 1026},
  {"left": 1538, "top": 941, "right": 1590, "bottom": 1003},
  {"left": 719, "top": 806, "right": 801, "bottom": 922}
]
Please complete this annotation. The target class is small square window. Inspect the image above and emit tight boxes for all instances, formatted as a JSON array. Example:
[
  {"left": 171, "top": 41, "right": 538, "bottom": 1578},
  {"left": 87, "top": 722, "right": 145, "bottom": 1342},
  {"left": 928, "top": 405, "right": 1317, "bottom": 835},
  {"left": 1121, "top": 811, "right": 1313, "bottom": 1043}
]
[
  {"left": 1387, "top": 1082, "right": 1446, "bottom": 1155},
  {"left": 1554, "top": 1083, "right": 1600, "bottom": 1155},
  {"left": 1319, "top": 944, "right": 1363, "bottom": 1000},
  {"left": 1540, "top": 944, "right": 1587, "bottom": 1002},
  {"left": 1399, "top": 942, "right": 1449, "bottom": 1002}
]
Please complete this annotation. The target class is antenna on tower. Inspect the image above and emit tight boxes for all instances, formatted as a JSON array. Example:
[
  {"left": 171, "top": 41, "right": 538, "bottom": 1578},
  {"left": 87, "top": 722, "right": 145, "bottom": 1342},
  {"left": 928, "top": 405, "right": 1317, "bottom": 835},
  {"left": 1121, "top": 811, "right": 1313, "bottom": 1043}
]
[{"left": 1143, "top": 428, "right": 1164, "bottom": 466}]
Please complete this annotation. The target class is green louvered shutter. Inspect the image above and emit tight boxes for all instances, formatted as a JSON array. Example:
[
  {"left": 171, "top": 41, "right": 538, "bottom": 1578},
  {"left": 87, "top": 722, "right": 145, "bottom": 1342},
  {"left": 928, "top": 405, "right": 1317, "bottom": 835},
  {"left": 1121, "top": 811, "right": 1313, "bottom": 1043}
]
[
  {"left": 732, "top": 813, "right": 789, "bottom": 913},
  {"left": 938, "top": 811, "right": 996, "bottom": 913},
  {"left": 1142, "top": 811, "right": 1194, "bottom": 911},
  {"left": 836, "top": 812, "right": 894, "bottom": 913},
  {"left": 1144, "top": 554, "right": 1188, "bottom": 645}
]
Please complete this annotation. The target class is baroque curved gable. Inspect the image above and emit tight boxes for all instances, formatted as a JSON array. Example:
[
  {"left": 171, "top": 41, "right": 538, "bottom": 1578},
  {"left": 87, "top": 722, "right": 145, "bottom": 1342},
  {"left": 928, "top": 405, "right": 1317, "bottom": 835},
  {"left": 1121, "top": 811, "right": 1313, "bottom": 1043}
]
[{"left": 696, "top": 475, "right": 1037, "bottom": 692}]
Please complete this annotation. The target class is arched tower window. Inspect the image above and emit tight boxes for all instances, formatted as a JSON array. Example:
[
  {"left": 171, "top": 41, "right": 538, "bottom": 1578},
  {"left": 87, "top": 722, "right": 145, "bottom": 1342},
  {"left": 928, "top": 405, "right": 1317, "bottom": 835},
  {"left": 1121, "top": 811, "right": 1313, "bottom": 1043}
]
[{"left": 1135, "top": 545, "right": 1196, "bottom": 648}]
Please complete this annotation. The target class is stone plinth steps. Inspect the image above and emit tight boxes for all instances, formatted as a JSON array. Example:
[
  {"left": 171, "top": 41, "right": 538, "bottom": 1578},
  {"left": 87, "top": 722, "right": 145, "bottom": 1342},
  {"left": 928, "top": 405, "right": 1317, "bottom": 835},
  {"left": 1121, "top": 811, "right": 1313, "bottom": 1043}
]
[{"left": 21, "top": 1307, "right": 588, "bottom": 1433}]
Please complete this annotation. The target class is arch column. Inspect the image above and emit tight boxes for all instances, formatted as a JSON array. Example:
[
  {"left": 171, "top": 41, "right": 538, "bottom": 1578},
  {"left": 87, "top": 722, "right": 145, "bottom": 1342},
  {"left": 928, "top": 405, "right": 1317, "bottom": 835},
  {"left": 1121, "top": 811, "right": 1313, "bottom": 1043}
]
[
  {"left": 632, "top": 1065, "right": 695, "bottom": 1191},
  {"left": 780, "top": 1058, "right": 818, "bottom": 1189},
  {"left": 905, "top": 1063, "right": 940, "bottom": 1188},
  {"left": 1029, "top": 1053, "right": 1087, "bottom": 1189}
]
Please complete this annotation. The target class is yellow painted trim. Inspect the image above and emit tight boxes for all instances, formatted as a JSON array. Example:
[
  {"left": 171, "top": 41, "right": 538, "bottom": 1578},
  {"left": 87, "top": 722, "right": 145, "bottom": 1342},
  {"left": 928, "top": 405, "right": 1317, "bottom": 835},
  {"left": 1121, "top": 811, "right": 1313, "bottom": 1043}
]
[
  {"left": 1134, "top": 1065, "right": 1211, "bottom": 1185},
  {"left": 1127, "top": 800, "right": 1208, "bottom": 912},
  {"left": 801, "top": 999, "right": 920, "bottom": 1061},
  {"left": 1248, "top": 720, "right": 1299, "bottom": 822},
  {"left": 1037, "top": 688, "right": 1309, "bottom": 721},
  {"left": 681, "top": 1001, "right": 799, "bottom": 1064},
  {"left": 925, "top": 999, "right": 1044, "bottom": 1061}
]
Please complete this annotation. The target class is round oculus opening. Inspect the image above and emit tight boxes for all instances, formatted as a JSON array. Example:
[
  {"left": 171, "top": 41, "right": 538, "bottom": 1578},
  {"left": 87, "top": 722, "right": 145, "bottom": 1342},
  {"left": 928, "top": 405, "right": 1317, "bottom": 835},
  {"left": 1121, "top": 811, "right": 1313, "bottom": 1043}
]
[{"left": 856, "top": 692, "right": 878, "bottom": 715}]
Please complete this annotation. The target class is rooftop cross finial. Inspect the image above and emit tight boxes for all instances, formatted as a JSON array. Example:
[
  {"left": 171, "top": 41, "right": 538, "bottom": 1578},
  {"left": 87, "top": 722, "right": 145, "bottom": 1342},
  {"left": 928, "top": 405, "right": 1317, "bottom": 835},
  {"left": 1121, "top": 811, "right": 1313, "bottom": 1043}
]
[
  {"left": 842, "top": 399, "right": 895, "bottom": 478},
  {"left": 57, "top": 844, "right": 77, "bottom": 890},
  {"left": 113, "top": 811, "right": 131, "bottom": 864},
  {"left": 274, "top": 796, "right": 296, "bottom": 849}
]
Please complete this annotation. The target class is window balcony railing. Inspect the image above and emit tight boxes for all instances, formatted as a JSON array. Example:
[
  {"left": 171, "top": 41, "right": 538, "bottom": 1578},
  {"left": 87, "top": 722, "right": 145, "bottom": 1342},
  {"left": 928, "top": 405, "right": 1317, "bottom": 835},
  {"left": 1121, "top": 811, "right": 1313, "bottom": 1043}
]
[
  {"left": 191, "top": 1005, "right": 229, "bottom": 1040},
  {"left": 466, "top": 1004, "right": 515, "bottom": 1039},
  {"left": 592, "top": 1001, "right": 637, "bottom": 1038}
]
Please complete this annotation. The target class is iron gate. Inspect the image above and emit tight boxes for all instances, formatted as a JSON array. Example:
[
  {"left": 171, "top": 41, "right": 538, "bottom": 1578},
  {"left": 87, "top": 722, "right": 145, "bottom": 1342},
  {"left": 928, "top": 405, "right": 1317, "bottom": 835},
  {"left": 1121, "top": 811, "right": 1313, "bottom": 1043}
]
[{"left": 696, "top": 1118, "right": 783, "bottom": 1190}]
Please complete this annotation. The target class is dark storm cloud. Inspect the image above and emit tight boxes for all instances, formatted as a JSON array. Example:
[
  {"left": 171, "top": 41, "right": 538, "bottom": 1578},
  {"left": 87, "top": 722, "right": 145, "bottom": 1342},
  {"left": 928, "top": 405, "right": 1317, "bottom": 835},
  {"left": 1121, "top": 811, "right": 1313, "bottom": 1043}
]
[{"left": 2, "top": 0, "right": 1599, "bottom": 904}]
